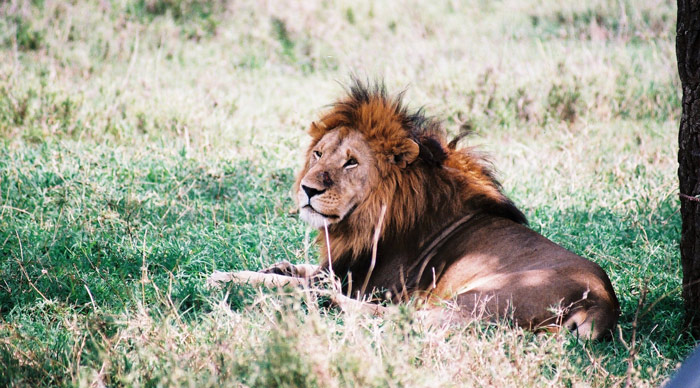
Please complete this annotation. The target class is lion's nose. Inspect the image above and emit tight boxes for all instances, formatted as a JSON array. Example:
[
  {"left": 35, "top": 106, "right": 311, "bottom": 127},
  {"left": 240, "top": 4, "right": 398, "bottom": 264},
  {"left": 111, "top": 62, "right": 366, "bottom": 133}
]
[
  {"left": 302, "top": 185, "right": 325, "bottom": 199},
  {"left": 322, "top": 171, "right": 333, "bottom": 187}
]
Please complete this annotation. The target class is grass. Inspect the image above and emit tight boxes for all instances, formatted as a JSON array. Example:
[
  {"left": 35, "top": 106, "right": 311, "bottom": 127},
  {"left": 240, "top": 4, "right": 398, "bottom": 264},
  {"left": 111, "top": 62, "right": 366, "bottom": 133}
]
[{"left": 0, "top": 0, "right": 694, "bottom": 386}]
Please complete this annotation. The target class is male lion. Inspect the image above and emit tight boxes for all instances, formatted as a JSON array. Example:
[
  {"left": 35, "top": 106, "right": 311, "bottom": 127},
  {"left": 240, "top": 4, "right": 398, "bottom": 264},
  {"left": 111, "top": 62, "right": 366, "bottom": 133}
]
[{"left": 222, "top": 81, "right": 620, "bottom": 340}]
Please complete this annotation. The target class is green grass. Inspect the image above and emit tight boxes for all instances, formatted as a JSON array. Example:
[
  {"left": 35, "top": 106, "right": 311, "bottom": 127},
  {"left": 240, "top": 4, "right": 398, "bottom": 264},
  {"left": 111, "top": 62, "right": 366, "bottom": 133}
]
[{"left": 0, "top": 0, "right": 694, "bottom": 386}]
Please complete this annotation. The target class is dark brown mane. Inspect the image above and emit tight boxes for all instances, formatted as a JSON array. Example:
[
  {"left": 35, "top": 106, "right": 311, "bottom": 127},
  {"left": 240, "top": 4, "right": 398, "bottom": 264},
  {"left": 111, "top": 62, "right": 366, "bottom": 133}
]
[
  {"left": 317, "top": 80, "right": 448, "bottom": 168},
  {"left": 302, "top": 79, "right": 526, "bottom": 273}
]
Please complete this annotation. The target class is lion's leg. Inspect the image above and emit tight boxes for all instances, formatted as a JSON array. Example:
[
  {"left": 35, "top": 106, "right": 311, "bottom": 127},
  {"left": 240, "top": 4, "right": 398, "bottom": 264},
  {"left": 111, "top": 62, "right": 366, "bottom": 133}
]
[
  {"left": 207, "top": 270, "right": 308, "bottom": 288},
  {"left": 329, "top": 293, "right": 388, "bottom": 316},
  {"left": 453, "top": 288, "right": 616, "bottom": 340},
  {"left": 208, "top": 260, "right": 319, "bottom": 289},
  {"left": 207, "top": 266, "right": 385, "bottom": 317},
  {"left": 562, "top": 305, "right": 616, "bottom": 340}
]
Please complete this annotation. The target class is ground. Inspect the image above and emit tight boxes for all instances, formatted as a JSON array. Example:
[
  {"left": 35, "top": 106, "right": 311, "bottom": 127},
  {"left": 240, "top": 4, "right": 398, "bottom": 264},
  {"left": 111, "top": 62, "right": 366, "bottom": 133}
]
[{"left": 0, "top": 0, "right": 693, "bottom": 386}]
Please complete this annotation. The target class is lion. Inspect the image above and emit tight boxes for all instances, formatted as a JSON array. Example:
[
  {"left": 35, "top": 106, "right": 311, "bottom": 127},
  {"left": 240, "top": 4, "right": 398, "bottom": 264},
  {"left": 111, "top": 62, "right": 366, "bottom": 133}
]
[{"left": 221, "top": 80, "right": 620, "bottom": 340}]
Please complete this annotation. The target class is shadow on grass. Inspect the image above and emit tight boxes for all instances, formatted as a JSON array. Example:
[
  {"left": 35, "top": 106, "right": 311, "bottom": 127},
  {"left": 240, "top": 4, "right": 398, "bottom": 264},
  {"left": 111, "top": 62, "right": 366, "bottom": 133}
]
[{"left": 531, "top": 201, "right": 693, "bottom": 376}]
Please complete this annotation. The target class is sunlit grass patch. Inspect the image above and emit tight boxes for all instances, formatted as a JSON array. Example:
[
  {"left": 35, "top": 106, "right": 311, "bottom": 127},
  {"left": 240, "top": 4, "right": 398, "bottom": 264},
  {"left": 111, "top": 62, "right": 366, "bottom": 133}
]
[{"left": 0, "top": 0, "right": 693, "bottom": 386}]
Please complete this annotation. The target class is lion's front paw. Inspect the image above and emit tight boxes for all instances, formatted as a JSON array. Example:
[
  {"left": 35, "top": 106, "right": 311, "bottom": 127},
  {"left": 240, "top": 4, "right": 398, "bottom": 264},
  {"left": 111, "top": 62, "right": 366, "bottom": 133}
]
[
  {"left": 206, "top": 270, "right": 235, "bottom": 288},
  {"left": 261, "top": 261, "right": 319, "bottom": 278},
  {"left": 261, "top": 260, "right": 299, "bottom": 276}
]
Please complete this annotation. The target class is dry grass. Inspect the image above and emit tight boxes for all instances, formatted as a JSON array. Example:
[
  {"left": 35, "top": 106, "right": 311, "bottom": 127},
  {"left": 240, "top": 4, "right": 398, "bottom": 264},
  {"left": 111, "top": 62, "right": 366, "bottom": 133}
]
[
  {"left": 72, "top": 286, "right": 648, "bottom": 388},
  {"left": 0, "top": 0, "right": 693, "bottom": 387}
]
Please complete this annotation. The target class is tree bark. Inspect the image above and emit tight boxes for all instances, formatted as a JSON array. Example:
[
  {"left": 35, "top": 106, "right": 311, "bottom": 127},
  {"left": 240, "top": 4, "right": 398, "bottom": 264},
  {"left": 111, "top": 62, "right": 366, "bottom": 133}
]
[{"left": 677, "top": 0, "right": 700, "bottom": 337}]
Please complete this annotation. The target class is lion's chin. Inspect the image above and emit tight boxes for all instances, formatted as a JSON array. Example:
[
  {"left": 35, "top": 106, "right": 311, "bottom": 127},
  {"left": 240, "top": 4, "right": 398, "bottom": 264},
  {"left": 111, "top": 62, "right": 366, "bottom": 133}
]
[{"left": 299, "top": 205, "right": 341, "bottom": 229}]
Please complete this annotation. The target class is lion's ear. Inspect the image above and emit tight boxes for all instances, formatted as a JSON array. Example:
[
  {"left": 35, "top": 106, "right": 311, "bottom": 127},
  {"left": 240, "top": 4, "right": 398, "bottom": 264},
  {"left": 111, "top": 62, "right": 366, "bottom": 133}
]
[
  {"left": 309, "top": 121, "right": 327, "bottom": 138},
  {"left": 393, "top": 139, "right": 420, "bottom": 168}
]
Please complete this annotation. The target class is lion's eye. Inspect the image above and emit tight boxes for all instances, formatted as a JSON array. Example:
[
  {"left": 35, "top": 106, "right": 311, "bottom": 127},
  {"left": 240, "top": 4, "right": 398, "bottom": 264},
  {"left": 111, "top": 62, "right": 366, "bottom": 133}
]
[
  {"left": 344, "top": 158, "right": 358, "bottom": 169},
  {"left": 313, "top": 150, "right": 322, "bottom": 160}
]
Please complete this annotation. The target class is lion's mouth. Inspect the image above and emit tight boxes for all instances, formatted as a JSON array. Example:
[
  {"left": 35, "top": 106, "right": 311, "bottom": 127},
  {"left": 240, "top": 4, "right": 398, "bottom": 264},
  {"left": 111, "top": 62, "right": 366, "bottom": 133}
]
[{"left": 303, "top": 205, "right": 340, "bottom": 219}]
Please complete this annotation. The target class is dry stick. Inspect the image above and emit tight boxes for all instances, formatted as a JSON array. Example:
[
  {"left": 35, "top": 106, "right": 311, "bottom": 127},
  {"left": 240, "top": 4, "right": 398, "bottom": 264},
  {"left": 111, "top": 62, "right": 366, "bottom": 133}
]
[
  {"left": 15, "top": 231, "right": 49, "bottom": 302},
  {"left": 140, "top": 229, "right": 148, "bottom": 306},
  {"left": 167, "top": 273, "right": 185, "bottom": 328},
  {"left": 93, "top": 361, "right": 108, "bottom": 388},
  {"left": 323, "top": 219, "right": 339, "bottom": 293},
  {"left": 72, "top": 334, "right": 87, "bottom": 385},
  {"left": 1, "top": 205, "right": 31, "bottom": 215},
  {"left": 641, "top": 277, "right": 700, "bottom": 319},
  {"left": 84, "top": 284, "right": 97, "bottom": 311},
  {"left": 619, "top": 282, "right": 649, "bottom": 388},
  {"left": 679, "top": 193, "right": 700, "bottom": 202},
  {"left": 360, "top": 205, "right": 387, "bottom": 298},
  {"left": 582, "top": 346, "right": 609, "bottom": 378}
]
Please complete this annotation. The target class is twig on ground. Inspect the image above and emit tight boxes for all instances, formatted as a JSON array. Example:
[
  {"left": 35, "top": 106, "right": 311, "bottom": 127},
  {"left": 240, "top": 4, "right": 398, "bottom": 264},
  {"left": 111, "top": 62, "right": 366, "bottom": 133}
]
[
  {"left": 360, "top": 204, "right": 387, "bottom": 297},
  {"left": 619, "top": 281, "right": 649, "bottom": 388},
  {"left": 679, "top": 193, "right": 700, "bottom": 203},
  {"left": 15, "top": 231, "right": 49, "bottom": 302}
]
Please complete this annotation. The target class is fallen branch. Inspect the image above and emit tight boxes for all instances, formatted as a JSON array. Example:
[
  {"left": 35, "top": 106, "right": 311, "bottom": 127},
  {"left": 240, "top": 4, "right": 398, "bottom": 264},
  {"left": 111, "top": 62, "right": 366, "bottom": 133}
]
[
  {"left": 679, "top": 193, "right": 700, "bottom": 203},
  {"left": 620, "top": 282, "right": 648, "bottom": 388}
]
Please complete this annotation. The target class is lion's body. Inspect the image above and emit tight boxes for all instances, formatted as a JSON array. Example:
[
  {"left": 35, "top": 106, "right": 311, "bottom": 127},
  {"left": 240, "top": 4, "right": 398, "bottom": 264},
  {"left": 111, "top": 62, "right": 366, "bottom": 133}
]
[{"left": 291, "top": 81, "right": 619, "bottom": 339}]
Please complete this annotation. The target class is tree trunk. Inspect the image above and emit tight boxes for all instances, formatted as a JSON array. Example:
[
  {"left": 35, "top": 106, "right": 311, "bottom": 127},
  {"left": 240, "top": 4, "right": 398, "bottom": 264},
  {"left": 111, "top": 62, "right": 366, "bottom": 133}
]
[{"left": 677, "top": 0, "right": 700, "bottom": 337}]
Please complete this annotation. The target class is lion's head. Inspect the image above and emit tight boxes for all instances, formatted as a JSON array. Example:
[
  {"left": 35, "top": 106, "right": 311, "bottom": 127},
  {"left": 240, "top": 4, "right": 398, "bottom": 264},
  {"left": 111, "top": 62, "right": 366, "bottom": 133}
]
[
  {"left": 297, "top": 129, "right": 383, "bottom": 229},
  {"left": 295, "top": 81, "right": 526, "bottom": 264}
]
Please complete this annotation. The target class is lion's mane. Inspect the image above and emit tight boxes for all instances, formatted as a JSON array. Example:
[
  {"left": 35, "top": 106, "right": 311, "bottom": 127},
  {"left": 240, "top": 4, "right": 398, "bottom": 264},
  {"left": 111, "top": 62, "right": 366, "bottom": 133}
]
[{"left": 297, "top": 80, "right": 527, "bottom": 275}]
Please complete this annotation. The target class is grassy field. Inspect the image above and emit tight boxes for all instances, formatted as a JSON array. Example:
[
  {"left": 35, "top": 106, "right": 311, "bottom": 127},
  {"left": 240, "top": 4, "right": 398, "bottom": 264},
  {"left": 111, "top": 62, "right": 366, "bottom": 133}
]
[{"left": 0, "top": 0, "right": 694, "bottom": 386}]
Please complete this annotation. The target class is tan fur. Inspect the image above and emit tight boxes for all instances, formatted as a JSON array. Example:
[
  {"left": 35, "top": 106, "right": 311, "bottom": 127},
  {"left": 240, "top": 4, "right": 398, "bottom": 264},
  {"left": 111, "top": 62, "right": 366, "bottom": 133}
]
[{"left": 291, "top": 81, "right": 620, "bottom": 340}]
